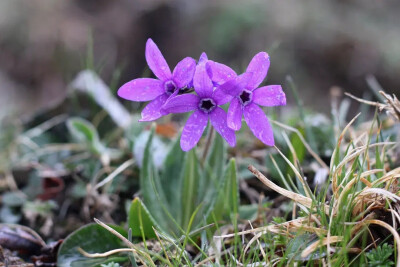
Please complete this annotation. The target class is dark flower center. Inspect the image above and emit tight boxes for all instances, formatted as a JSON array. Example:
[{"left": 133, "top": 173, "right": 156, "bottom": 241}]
[
  {"left": 199, "top": 98, "right": 216, "bottom": 113},
  {"left": 239, "top": 89, "right": 253, "bottom": 106},
  {"left": 164, "top": 80, "right": 177, "bottom": 95}
]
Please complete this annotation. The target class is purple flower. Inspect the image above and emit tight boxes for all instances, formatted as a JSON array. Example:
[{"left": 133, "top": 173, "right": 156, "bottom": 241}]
[
  {"left": 118, "top": 39, "right": 196, "bottom": 121},
  {"left": 162, "top": 60, "right": 236, "bottom": 151},
  {"left": 207, "top": 52, "right": 286, "bottom": 146}
]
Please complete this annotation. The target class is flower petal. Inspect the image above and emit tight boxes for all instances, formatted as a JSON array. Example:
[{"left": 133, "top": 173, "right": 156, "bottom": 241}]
[
  {"left": 162, "top": 94, "right": 199, "bottom": 114},
  {"left": 206, "top": 61, "right": 237, "bottom": 85},
  {"left": 253, "top": 85, "right": 286, "bottom": 107},
  {"left": 180, "top": 110, "right": 208, "bottom": 151},
  {"left": 210, "top": 107, "right": 236, "bottom": 147},
  {"left": 212, "top": 87, "right": 233, "bottom": 106},
  {"left": 145, "top": 39, "right": 172, "bottom": 81},
  {"left": 243, "top": 103, "right": 274, "bottom": 146},
  {"left": 245, "top": 52, "right": 270, "bottom": 90},
  {"left": 118, "top": 78, "right": 164, "bottom": 101},
  {"left": 173, "top": 57, "right": 196, "bottom": 89},
  {"left": 227, "top": 98, "right": 243, "bottom": 131},
  {"left": 139, "top": 94, "right": 169, "bottom": 121},
  {"left": 219, "top": 72, "right": 253, "bottom": 97},
  {"left": 193, "top": 63, "right": 213, "bottom": 98}
]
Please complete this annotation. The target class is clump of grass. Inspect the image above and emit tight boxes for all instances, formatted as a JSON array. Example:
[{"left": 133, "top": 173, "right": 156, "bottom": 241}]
[{"left": 213, "top": 111, "right": 400, "bottom": 266}]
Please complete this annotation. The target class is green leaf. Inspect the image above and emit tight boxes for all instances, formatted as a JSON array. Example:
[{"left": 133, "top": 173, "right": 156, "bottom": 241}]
[
  {"left": 212, "top": 158, "right": 239, "bottom": 221},
  {"left": 289, "top": 131, "right": 306, "bottom": 164},
  {"left": 67, "top": 117, "right": 104, "bottom": 154},
  {"left": 202, "top": 134, "right": 226, "bottom": 187},
  {"left": 57, "top": 223, "right": 128, "bottom": 267},
  {"left": 140, "top": 128, "right": 169, "bottom": 232},
  {"left": 238, "top": 204, "right": 258, "bottom": 221},
  {"left": 200, "top": 134, "right": 226, "bottom": 206},
  {"left": 128, "top": 198, "right": 159, "bottom": 239},
  {"left": 161, "top": 136, "right": 185, "bottom": 211},
  {"left": 366, "top": 243, "right": 394, "bottom": 267},
  {"left": 181, "top": 149, "right": 202, "bottom": 229}
]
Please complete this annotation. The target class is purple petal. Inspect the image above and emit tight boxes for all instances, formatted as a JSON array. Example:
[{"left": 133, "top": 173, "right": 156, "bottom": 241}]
[
  {"left": 139, "top": 94, "right": 169, "bottom": 121},
  {"left": 227, "top": 98, "right": 243, "bottom": 131},
  {"left": 180, "top": 110, "right": 208, "bottom": 151},
  {"left": 193, "top": 64, "right": 213, "bottom": 98},
  {"left": 118, "top": 78, "right": 164, "bottom": 102},
  {"left": 212, "top": 87, "right": 233, "bottom": 106},
  {"left": 199, "top": 52, "right": 208, "bottom": 63},
  {"left": 145, "top": 39, "right": 172, "bottom": 81},
  {"left": 210, "top": 107, "right": 236, "bottom": 147},
  {"left": 206, "top": 61, "right": 237, "bottom": 85},
  {"left": 245, "top": 52, "right": 270, "bottom": 90},
  {"left": 253, "top": 85, "right": 286, "bottom": 107},
  {"left": 243, "top": 103, "right": 274, "bottom": 146},
  {"left": 219, "top": 72, "right": 253, "bottom": 97},
  {"left": 173, "top": 57, "right": 196, "bottom": 89},
  {"left": 162, "top": 94, "right": 199, "bottom": 114}
]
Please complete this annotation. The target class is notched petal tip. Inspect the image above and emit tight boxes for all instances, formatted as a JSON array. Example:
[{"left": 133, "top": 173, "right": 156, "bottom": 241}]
[
  {"left": 199, "top": 52, "right": 208, "bottom": 63},
  {"left": 227, "top": 120, "right": 241, "bottom": 131},
  {"left": 227, "top": 98, "right": 243, "bottom": 131},
  {"left": 253, "top": 85, "right": 286, "bottom": 107},
  {"left": 138, "top": 94, "right": 169, "bottom": 122},
  {"left": 210, "top": 107, "right": 236, "bottom": 147},
  {"left": 243, "top": 103, "right": 274, "bottom": 146},
  {"left": 180, "top": 111, "right": 208, "bottom": 151},
  {"left": 180, "top": 141, "right": 192, "bottom": 152},
  {"left": 255, "top": 51, "right": 270, "bottom": 60}
]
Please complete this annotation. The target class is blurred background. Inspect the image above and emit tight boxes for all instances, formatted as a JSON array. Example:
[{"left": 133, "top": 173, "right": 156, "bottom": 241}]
[{"left": 1, "top": 0, "right": 400, "bottom": 119}]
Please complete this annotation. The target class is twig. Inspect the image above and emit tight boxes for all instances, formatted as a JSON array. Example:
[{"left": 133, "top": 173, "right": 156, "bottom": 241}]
[
  {"left": 94, "top": 158, "right": 135, "bottom": 190},
  {"left": 248, "top": 165, "right": 330, "bottom": 215}
]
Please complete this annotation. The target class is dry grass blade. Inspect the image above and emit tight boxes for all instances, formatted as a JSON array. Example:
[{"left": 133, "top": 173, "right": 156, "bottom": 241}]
[
  {"left": 78, "top": 247, "right": 136, "bottom": 258},
  {"left": 379, "top": 91, "right": 400, "bottom": 120},
  {"left": 214, "top": 217, "right": 325, "bottom": 240},
  {"left": 94, "top": 218, "right": 135, "bottom": 249},
  {"left": 92, "top": 218, "right": 153, "bottom": 266},
  {"left": 346, "top": 91, "right": 400, "bottom": 121},
  {"left": 94, "top": 158, "right": 135, "bottom": 190},
  {"left": 332, "top": 142, "right": 395, "bottom": 199},
  {"left": 301, "top": 236, "right": 343, "bottom": 258},
  {"left": 273, "top": 146, "right": 313, "bottom": 200},
  {"left": 270, "top": 119, "right": 329, "bottom": 170},
  {"left": 345, "top": 93, "right": 384, "bottom": 109},
  {"left": 330, "top": 113, "right": 361, "bottom": 198},
  {"left": 357, "top": 188, "right": 400, "bottom": 202},
  {"left": 248, "top": 165, "right": 330, "bottom": 215},
  {"left": 242, "top": 218, "right": 327, "bottom": 258},
  {"left": 371, "top": 167, "right": 400, "bottom": 187}
]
